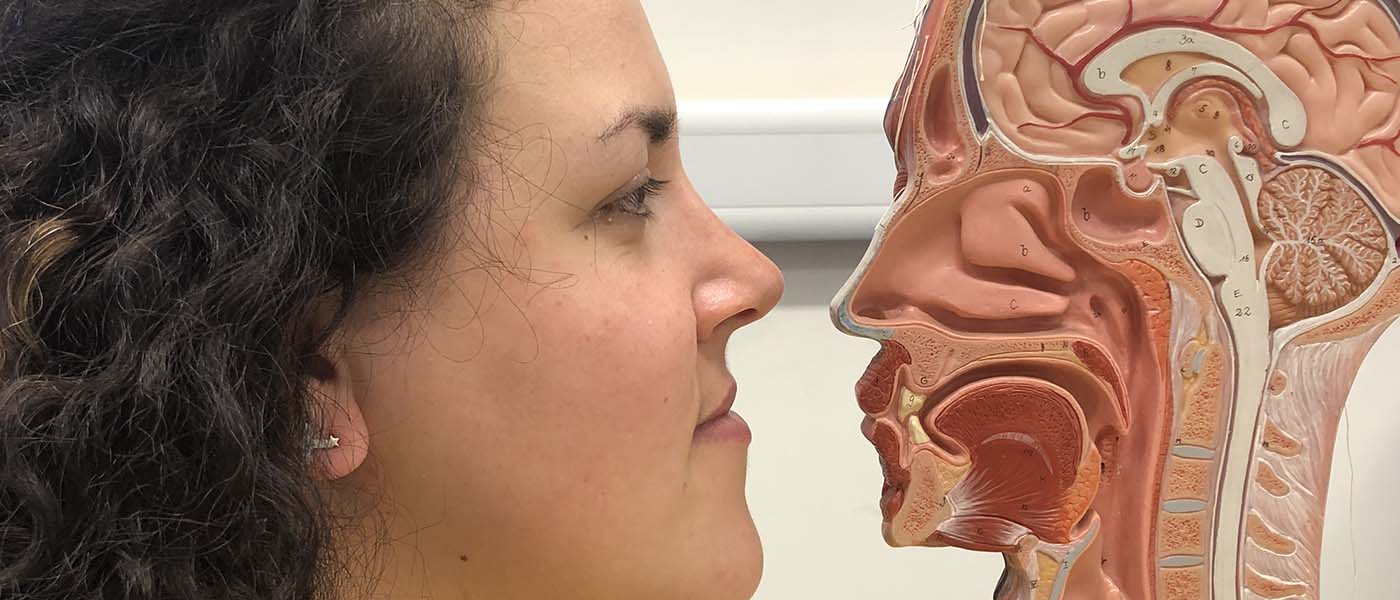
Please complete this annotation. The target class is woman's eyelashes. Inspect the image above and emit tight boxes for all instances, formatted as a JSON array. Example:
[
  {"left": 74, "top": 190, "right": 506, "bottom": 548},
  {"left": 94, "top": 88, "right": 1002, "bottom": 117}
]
[{"left": 595, "top": 176, "right": 670, "bottom": 223}]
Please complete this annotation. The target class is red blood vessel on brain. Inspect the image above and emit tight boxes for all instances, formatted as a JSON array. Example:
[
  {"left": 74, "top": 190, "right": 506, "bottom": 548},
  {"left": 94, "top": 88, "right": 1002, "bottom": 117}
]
[{"left": 831, "top": 1, "right": 1400, "bottom": 598}]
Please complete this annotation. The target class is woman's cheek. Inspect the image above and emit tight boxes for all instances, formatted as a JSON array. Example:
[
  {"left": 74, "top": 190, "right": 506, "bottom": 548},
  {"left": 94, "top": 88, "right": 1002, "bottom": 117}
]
[
  {"left": 505, "top": 286, "right": 698, "bottom": 530},
  {"left": 581, "top": 282, "right": 693, "bottom": 400}
]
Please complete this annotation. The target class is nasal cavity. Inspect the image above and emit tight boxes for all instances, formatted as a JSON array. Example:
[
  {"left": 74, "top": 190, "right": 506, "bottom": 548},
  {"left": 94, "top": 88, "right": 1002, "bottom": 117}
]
[
  {"left": 847, "top": 269, "right": 918, "bottom": 329},
  {"left": 846, "top": 227, "right": 945, "bottom": 328}
]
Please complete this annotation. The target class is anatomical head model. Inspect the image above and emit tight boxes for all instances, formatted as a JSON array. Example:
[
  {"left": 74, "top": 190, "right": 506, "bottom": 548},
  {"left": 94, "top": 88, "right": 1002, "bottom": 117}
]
[{"left": 831, "top": 0, "right": 1400, "bottom": 598}]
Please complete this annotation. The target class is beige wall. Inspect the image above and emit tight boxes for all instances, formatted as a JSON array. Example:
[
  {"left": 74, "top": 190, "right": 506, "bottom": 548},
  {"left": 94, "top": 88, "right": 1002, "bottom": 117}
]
[{"left": 644, "top": 0, "right": 917, "bottom": 100}]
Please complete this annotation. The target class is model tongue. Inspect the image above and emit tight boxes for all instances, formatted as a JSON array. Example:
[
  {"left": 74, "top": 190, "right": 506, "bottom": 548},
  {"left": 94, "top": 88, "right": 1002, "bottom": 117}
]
[{"left": 919, "top": 376, "right": 1099, "bottom": 546}]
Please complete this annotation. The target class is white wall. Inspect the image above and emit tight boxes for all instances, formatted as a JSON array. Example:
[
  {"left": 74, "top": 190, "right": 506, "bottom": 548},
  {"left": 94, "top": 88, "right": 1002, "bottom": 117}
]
[{"left": 643, "top": 2, "right": 1400, "bottom": 598}]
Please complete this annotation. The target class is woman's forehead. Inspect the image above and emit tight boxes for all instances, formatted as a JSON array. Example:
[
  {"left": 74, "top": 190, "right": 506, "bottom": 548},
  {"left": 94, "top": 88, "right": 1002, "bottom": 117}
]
[{"left": 483, "top": 0, "right": 675, "bottom": 142}]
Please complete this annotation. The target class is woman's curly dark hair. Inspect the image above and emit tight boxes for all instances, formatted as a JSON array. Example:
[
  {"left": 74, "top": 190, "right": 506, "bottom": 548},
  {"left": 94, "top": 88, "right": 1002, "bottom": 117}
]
[{"left": 0, "top": 0, "right": 491, "bottom": 597}]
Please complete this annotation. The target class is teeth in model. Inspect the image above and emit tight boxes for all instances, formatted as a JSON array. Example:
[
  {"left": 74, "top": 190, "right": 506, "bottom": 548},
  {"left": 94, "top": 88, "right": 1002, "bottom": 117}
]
[
  {"left": 898, "top": 386, "right": 927, "bottom": 421},
  {"left": 898, "top": 387, "right": 931, "bottom": 443},
  {"left": 907, "top": 415, "right": 932, "bottom": 445}
]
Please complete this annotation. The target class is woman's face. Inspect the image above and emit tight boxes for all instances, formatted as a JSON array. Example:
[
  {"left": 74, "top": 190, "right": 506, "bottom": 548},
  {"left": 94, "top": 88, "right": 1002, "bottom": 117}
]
[{"left": 317, "top": 1, "right": 784, "bottom": 598}]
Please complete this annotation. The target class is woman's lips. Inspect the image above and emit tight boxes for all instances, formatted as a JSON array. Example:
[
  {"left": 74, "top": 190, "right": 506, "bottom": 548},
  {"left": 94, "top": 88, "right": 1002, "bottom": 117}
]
[
  {"left": 694, "top": 383, "right": 749, "bottom": 443},
  {"left": 694, "top": 410, "right": 751, "bottom": 444}
]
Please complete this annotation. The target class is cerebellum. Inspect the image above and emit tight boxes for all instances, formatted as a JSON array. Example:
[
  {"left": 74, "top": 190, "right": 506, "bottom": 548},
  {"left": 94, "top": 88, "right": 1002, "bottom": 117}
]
[{"left": 1259, "top": 166, "right": 1388, "bottom": 328}]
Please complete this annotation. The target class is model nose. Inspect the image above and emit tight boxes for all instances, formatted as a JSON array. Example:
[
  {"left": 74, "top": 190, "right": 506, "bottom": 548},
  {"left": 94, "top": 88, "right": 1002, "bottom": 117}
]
[{"left": 842, "top": 177, "right": 1083, "bottom": 335}]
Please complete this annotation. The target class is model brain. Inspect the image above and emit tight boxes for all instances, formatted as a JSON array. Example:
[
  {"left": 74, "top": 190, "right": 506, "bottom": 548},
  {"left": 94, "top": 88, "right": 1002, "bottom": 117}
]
[{"left": 980, "top": 0, "right": 1400, "bottom": 195}]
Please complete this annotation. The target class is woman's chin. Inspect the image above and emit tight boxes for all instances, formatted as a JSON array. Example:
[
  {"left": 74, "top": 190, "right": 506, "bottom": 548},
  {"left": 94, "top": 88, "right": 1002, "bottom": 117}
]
[
  {"left": 706, "top": 517, "right": 763, "bottom": 600},
  {"left": 673, "top": 493, "right": 762, "bottom": 598}
]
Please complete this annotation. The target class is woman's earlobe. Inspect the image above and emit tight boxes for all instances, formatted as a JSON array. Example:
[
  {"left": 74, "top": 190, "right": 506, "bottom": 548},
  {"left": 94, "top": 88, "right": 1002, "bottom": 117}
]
[{"left": 305, "top": 351, "right": 370, "bottom": 481}]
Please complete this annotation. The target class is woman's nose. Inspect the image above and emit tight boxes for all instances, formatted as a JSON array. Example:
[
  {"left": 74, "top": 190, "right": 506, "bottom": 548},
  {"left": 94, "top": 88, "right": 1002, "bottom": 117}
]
[{"left": 692, "top": 208, "right": 785, "bottom": 343}]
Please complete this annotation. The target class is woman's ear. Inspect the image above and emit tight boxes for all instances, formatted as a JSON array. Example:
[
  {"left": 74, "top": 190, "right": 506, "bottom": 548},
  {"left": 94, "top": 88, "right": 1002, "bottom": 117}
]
[{"left": 303, "top": 297, "right": 370, "bottom": 482}]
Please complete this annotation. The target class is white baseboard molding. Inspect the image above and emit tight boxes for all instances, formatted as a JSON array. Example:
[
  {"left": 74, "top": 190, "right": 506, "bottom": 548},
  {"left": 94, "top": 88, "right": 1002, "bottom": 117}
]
[
  {"left": 678, "top": 97, "right": 894, "bottom": 242},
  {"left": 712, "top": 206, "right": 888, "bottom": 242}
]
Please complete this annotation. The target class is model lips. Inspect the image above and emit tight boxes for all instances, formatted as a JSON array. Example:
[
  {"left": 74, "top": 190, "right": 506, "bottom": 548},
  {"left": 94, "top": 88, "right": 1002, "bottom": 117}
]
[
  {"left": 881, "top": 485, "right": 905, "bottom": 522},
  {"left": 871, "top": 420, "right": 911, "bottom": 519},
  {"left": 856, "top": 340, "right": 911, "bottom": 414},
  {"left": 856, "top": 341, "right": 916, "bottom": 519},
  {"left": 861, "top": 415, "right": 877, "bottom": 442},
  {"left": 860, "top": 417, "right": 906, "bottom": 518}
]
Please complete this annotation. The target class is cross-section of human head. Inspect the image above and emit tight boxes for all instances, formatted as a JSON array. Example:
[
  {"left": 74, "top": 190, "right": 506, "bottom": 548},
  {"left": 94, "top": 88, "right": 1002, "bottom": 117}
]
[{"left": 831, "top": 1, "right": 1400, "bottom": 598}]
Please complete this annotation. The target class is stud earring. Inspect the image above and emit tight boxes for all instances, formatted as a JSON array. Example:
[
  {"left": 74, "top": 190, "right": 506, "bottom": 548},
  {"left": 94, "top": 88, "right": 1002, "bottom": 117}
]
[{"left": 308, "top": 433, "right": 340, "bottom": 451}]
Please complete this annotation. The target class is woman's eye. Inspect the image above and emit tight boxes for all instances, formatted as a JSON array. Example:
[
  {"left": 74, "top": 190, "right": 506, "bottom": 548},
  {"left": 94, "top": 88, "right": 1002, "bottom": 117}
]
[{"left": 597, "top": 177, "right": 670, "bottom": 222}]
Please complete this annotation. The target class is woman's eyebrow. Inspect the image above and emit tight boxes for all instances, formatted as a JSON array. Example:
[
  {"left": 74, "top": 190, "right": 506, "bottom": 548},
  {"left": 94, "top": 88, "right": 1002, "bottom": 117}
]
[{"left": 597, "top": 106, "right": 678, "bottom": 145}]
